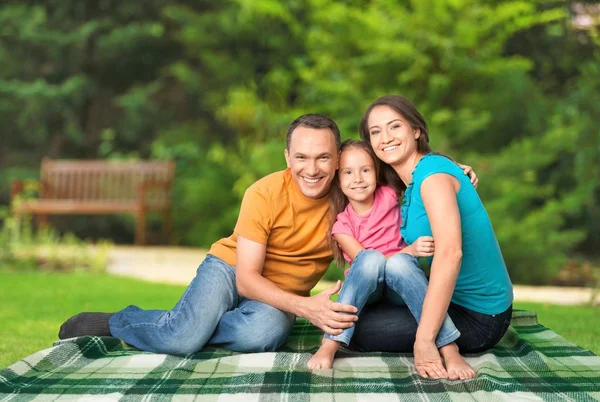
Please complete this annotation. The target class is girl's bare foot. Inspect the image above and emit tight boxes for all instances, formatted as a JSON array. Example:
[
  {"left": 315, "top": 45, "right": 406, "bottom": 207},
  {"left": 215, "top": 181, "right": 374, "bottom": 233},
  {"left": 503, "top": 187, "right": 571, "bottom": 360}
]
[
  {"left": 413, "top": 339, "right": 448, "bottom": 379},
  {"left": 439, "top": 343, "right": 476, "bottom": 380},
  {"left": 307, "top": 338, "right": 340, "bottom": 369}
]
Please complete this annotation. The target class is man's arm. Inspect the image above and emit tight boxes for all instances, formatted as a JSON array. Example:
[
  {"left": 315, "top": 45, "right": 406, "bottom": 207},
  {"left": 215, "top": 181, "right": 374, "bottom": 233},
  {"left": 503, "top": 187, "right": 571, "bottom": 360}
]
[
  {"left": 235, "top": 235, "right": 358, "bottom": 335},
  {"left": 456, "top": 162, "right": 479, "bottom": 188}
]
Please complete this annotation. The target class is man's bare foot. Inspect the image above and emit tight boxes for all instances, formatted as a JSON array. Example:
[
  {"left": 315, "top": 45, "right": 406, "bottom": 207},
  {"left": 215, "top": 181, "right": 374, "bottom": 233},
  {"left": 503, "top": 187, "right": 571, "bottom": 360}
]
[
  {"left": 413, "top": 339, "right": 448, "bottom": 379},
  {"left": 439, "top": 343, "right": 476, "bottom": 380},
  {"left": 307, "top": 338, "right": 340, "bottom": 369}
]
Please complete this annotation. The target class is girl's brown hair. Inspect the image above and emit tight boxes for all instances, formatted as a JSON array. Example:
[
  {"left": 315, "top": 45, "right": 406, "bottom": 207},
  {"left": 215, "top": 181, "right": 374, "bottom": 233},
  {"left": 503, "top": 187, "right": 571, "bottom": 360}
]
[{"left": 328, "top": 139, "right": 381, "bottom": 267}]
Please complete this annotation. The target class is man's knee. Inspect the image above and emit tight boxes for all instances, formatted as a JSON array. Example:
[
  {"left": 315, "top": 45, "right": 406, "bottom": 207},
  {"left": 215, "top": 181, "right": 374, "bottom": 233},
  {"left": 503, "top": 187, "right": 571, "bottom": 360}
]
[
  {"left": 245, "top": 320, "right": 293, "bottom": 352},
  {"left": 234, "top": 307, "right": 294, "bottom": 352},
  {"left": 150, "top": 324, "right": 207, "bottom": 355}
]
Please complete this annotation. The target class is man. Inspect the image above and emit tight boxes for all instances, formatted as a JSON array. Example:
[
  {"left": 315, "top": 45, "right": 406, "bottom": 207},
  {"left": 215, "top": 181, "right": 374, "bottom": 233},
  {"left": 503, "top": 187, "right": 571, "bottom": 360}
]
[{"left": 59, "top": 114, "right": 359, "bottom": 354}]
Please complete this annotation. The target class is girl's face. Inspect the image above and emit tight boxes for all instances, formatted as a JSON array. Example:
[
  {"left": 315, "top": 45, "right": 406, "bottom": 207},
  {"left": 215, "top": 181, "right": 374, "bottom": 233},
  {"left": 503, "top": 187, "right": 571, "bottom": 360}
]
[
  {"left": 338, "top": 147, "right": 377, "bottom": 205},
  {"left": 367, "top": 105, "right": 420, "bottom": 167}
]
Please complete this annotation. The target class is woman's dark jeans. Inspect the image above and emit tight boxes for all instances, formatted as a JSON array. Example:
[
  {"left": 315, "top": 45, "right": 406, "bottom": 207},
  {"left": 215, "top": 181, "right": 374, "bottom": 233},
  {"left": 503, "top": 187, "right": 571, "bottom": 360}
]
[{"left": 349, "top": 302, "right": 512, "bottom": 353}]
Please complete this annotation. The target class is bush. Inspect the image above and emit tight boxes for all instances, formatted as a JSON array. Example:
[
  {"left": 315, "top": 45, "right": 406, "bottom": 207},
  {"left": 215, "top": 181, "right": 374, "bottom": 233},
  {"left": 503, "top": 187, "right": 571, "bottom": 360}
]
[{"left": 0, "top": 202, "right": 111, "bottom": 273}]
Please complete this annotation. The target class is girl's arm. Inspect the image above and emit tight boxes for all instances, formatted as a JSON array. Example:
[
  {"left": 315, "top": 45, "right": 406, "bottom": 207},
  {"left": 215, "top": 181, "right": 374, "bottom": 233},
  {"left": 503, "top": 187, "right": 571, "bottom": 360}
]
[
  {"left": 398, "top": 236, "right": 434, "bottom": 257},
  {"left": 399, "top": 242, "right": 417, "bottom": 256},
  {"left": 333, "top": 233, "right": 365, "bottom": 261},
  {"left": 416, "top": 173, "right": 462, "bottom": 343}
]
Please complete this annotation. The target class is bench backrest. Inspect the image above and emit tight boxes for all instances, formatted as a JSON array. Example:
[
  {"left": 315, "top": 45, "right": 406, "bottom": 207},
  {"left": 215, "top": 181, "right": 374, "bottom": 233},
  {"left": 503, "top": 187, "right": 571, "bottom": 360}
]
[{"left": 40, "top": 159, "right": 175, "bottom": 207}]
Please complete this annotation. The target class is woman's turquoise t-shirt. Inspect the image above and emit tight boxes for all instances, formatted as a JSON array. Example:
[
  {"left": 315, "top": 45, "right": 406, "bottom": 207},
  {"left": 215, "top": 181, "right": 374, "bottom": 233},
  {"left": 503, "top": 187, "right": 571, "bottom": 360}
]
[{"left": 401, "top": 154, "right": 513, "bottom": 315}]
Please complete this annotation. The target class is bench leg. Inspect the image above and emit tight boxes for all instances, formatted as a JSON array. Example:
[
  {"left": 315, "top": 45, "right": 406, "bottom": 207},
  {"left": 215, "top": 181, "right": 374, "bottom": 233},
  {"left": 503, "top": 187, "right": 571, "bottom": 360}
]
[
  {"left": 162, "top": 208, "right": 172, "bottom": 244},
  {"left": 38, "top": 215, "right": 48, "bottom": 228},
  {"left": 135, "top": 210, "right": 147, "bottom": 246}
]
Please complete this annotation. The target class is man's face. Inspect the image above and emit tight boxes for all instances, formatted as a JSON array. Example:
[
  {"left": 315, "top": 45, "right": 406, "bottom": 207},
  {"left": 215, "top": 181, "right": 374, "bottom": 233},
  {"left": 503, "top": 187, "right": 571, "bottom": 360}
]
[{"left": 284, "top": 126, "right": 338, "bottom": 199}]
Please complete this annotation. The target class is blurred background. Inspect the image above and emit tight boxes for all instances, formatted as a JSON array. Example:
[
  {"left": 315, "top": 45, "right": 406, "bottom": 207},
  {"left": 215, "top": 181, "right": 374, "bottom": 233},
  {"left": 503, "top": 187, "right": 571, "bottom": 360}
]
[{"left": 0, "top": 0, "right": 599, "bottom": 286}]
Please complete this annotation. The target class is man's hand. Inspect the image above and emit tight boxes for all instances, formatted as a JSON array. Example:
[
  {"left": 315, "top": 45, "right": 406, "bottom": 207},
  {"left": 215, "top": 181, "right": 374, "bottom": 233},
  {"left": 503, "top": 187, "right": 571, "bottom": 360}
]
[
  {"left": 456, "top": 163, "right": 479, "bottom": 188},
  {"left": 300, "top": 280, "right": 358, "bottom": 335}
]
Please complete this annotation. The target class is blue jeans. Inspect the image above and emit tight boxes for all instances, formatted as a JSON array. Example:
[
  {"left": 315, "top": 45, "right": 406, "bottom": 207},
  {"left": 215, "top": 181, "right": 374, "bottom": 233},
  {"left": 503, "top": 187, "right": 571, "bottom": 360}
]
[
  {"left": 350, "top": 302, "right": 512, "bottom": 353},
  {"left": 325, "top": 250, "right": 460, "bottom": 348},
  {"left": 109, "top": 255, "right": 295, "bottom": 355}
]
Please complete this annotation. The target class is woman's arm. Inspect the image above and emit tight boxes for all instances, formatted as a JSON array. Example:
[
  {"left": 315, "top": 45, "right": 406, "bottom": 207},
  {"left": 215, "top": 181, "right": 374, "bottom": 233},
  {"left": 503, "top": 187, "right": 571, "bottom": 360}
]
[
  {"left": 417, "top": 173, "right": 462, "bottom": 342},
  {"left": 333, "top": 233, "right": 365, "bottom": 261}
]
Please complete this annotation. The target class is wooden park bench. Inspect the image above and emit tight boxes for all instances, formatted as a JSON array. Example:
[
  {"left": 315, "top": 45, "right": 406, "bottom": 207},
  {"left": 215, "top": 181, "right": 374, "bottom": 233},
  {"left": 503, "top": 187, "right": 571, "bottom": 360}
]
[{"left": 11, "top": 158, "right": 175, "bottom": 245}]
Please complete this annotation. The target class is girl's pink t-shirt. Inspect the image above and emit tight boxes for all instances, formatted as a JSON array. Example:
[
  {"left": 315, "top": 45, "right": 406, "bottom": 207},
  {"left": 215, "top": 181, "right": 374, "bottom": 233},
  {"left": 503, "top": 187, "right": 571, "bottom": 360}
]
[{"left": 332, "top": 185, "right": 406, "bottom": 267}]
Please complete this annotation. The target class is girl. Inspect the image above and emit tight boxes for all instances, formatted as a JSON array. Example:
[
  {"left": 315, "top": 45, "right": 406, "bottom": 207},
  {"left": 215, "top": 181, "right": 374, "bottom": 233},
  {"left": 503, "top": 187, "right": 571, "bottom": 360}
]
[{"left": 307, "top": 140, "right": 475, "bottom": 380}]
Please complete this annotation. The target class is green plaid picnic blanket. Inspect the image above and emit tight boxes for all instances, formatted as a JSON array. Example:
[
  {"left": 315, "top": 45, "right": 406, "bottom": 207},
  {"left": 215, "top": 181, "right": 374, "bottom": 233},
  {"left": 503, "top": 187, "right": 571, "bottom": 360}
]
[{"left": 1, "top": 310, "right": 599, "bottom": 401}]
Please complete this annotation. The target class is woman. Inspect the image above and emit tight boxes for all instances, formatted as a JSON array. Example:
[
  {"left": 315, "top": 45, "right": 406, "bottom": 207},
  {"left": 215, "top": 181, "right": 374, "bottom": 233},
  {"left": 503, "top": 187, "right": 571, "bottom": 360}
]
[{"left": 349, "top": 95, "right": 513, "bottom": 380}]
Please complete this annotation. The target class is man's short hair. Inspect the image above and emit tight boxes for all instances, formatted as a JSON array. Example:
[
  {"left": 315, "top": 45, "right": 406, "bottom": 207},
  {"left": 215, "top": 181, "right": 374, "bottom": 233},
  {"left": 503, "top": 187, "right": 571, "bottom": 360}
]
[{"left": 286, "top": 114, "right": 342, "bottom": 150}]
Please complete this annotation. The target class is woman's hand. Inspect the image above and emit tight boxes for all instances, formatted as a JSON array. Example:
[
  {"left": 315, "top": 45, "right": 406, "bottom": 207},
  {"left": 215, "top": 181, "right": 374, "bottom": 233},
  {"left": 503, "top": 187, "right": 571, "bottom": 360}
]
[{"left": 456, "top": 162, "right": 479, "bottom": 188}]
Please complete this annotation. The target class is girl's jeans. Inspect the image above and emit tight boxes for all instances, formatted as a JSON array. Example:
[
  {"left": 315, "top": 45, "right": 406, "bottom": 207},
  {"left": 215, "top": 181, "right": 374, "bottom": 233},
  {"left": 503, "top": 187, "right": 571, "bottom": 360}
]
[{"left": 325, "top": 249, "right": 460, "bottom": 348}]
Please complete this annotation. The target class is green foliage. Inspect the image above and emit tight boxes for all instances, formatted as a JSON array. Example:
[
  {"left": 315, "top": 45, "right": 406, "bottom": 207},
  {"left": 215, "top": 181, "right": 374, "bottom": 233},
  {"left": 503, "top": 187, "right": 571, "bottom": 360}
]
[
  {"left": 0, "top": 201, "right": 111, "bottom": 273},
  {"left": 1, "top": 0, "right": 599, "bottom": 283},
  {"left": 152, "top": 125, "right": 287, "bottom": 245},
  {"left": 321, "top": 262, "right": 345, "bottom": 283}
]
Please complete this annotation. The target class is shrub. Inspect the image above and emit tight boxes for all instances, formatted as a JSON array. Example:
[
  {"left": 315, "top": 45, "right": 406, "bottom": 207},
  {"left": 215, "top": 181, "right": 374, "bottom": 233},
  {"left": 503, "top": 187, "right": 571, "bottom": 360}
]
[{"left": 0, "top": 200, "right": 111, "bottom": 273}]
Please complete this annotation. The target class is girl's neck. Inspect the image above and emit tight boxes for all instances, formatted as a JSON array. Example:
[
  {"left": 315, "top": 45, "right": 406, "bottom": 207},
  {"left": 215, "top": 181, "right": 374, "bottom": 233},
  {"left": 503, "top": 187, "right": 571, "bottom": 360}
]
[
  {"left": 348, "top": 194, "right": 375, "bottom": 216},
  {"left": 392, "top": 152, "right": 425, "bottom": 186}
]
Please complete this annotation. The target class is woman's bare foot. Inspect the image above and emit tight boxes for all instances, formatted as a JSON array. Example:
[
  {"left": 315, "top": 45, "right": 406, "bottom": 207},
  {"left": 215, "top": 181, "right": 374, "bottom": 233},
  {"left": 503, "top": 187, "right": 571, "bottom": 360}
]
[
  {"left": 439, "top": 343, "right": 476, "bottom": 380},
  {"left": 307, "top": 338, "right": 340, "bottom": 369},
  {"left": 413, "top": 339, "right": 448, "bottom": 379}
]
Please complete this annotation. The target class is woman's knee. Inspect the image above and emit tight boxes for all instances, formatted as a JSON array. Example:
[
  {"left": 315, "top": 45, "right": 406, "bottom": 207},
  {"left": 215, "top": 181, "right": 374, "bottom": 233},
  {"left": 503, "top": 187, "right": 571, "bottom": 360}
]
[{"left": 350, "top": 249, "right": 386, "bottom": 280}]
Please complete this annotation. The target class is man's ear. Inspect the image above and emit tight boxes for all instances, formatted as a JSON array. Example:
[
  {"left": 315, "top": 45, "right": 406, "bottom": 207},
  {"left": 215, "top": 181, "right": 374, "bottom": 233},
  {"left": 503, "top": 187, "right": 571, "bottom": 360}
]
[{"left": 284, "top": 148, "right": 290, "bottom": 168}]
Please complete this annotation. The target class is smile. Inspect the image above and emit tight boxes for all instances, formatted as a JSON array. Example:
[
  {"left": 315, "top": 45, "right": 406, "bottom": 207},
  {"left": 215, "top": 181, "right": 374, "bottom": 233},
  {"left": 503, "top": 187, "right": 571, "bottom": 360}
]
[
  {"left": 383, "top": 145, "right": 399, "bottom": 152},
  {"left": 302, "top": 176, "right": 321, "bottom": 184}
]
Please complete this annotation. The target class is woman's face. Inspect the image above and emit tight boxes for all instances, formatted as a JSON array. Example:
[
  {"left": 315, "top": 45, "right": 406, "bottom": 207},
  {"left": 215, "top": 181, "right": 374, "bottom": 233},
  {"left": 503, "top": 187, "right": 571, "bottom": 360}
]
[{"left": 366, "top": 105, "right": 420, "bottom": 167}]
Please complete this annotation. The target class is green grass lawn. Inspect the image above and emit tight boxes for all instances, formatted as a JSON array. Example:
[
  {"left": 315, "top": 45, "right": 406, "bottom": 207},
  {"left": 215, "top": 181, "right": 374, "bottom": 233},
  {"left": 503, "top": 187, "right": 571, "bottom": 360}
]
[
  {"left": 0, "top": 270, "right": 186, "bottom": 369},
  {"left": 512, "top": 301, "right": 600, "bottom": 355},
  {"left": 1, "top": 270, "right": 598, "bottom": 369}
]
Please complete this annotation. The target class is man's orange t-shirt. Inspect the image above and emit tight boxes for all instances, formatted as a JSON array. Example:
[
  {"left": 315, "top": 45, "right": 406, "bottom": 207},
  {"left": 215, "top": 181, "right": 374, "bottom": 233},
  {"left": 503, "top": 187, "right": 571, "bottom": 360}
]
[{"left": 208, "top": 169, "right": 333, "bottom": 296}]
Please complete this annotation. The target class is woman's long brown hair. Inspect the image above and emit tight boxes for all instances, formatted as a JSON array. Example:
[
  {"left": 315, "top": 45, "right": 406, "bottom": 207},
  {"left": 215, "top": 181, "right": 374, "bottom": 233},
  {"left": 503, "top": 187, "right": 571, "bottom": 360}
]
[
  {"left": 359, "top": 95, "right": 433, "bottom": 196},
  {"left": 328, "top": 139, "right": 381, "bottom": 267}
]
